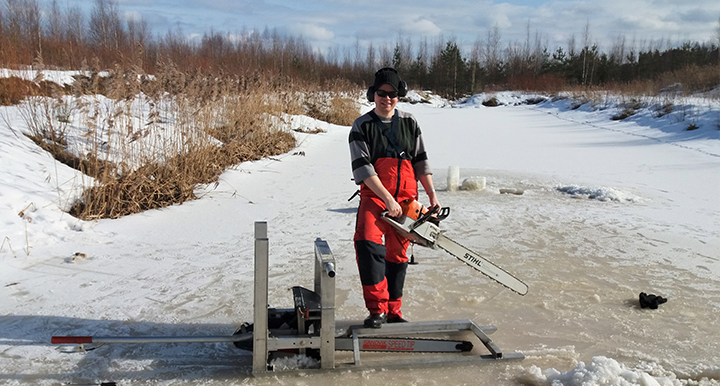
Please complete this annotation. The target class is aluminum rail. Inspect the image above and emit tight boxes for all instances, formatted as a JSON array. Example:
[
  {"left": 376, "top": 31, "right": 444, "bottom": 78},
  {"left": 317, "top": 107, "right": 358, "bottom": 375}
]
[{"left": 51, "top": 334, "right": 252, "bottom": 345}]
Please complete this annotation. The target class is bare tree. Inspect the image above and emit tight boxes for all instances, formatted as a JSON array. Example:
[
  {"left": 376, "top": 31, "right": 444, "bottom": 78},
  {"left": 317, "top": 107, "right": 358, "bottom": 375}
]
[
  {"left": 126, "top": 16, "right": 148, "bottom": 48},
  {"left": 327, "top": 44, "right": 340, "bottom": 67},
  {"left": 484, "top": 24, "right": 502, "bottom": 83},
  {"left": 469, "top": 35, "right": 483, "bottom": 92},
  {"left": 352, "top": 37, "right": 362, "bottom": 73},
  {"left": 366, "top": 41, "right": 375, "bottom": 71},
  {"left": 24, "top": 0, "right": 40, "bottom": 58},
  {"left": 89, "top": 0, "right": 125, "bottom": 51},
  {"left": 416, "top": 36, "right": 429, "bottom": 70},
  {"left": 567, "top": 33, "right": 576, "bottom": 57},
  {"left": 5, "top": 0, "right": 23, "bottom": 46},
  {"left": 716, "top": 15, "right": 720, "bottom": 61},
  {"left": 378, "top": 43, "right": 392, "bottom": 67},
  {"left": 581, "top": 21, "right": 591, "bottom": 85},
  {"left": 47, "top": 0, "right": 61, "bottom": 42},
  {"left": 523, "top": 20, "right": 532, "bottom": 63},
  {"left": 61, "top": 5, "right": 84, "bottom": 67},
  {"left": 610, "top": 34, "right": 626, "bottom": 65}
]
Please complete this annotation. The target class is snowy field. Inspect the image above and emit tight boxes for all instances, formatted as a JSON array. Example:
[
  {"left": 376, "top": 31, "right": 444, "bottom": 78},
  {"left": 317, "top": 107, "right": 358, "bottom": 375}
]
[{"left": 1, "top": 79, "right": 719, "bottom": 385}]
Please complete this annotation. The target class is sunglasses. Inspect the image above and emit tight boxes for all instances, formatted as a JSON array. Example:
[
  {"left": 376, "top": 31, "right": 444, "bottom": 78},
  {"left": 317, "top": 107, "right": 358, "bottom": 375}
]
[{"left": 376, "top": 89, "right": 399, "bottom": 99}]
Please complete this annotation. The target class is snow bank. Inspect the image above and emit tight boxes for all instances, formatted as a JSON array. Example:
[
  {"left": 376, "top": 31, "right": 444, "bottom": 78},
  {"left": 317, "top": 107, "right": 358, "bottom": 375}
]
[
  {"left": 556, "top": 185, "right": 644, "bottom": 203},
  {"left": 403, "top": 90, "right": 452, "bottom": 107},
  {"left": 522, "top": 356, "right": 720, "bottom": 386},
  {"left": 457, "top": 91, "right": 547, "bottom": 108}
]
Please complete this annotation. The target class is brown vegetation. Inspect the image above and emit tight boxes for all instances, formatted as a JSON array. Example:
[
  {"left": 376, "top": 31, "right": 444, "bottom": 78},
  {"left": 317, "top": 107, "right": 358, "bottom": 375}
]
[{"left": 8, "top": 64, "right": 359, "bottom": 220}]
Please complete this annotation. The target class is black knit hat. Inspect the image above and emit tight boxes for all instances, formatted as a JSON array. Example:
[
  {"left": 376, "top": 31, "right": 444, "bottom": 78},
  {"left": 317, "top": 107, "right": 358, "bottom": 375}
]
[{"left": 372, "top": 67, "right": 402, "bottom": 91}]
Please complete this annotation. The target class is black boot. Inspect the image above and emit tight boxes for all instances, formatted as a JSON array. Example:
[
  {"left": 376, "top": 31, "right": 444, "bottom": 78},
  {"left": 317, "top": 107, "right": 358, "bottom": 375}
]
[
  {"left": 363, "top": 313, "right": 387, "bottom": 328},
  {"left": 387, "top": 315, "right": 409, "bottom": 323}
]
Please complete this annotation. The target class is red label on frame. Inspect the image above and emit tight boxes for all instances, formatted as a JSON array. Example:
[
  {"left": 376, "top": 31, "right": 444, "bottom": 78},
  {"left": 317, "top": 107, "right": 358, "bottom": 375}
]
[{"left": 362, "top": 339, "right": 416, "bottom": 351}]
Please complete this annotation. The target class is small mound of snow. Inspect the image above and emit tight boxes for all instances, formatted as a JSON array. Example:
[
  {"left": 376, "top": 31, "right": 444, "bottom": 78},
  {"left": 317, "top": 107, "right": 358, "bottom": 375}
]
[
  {"left": 457, "top": 91, "right": 548, "bottom": 108},
  {"left": 557, "top": 185, "right": 643, "bottom": 202},
  {"left": 404, "top": 90, "right": 451, "bottom": 107},
  {"left": 460, "top": 176, "right": 486, "bottom": 191},
  {"left": 269, "top": 354, "right": 320, "bottom": 370},
  {"left": 522, "top": 356, "right": 679, "bottom": 386}
]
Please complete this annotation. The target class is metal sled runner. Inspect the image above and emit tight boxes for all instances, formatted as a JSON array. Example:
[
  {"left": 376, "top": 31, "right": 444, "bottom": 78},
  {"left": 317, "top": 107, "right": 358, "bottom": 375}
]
[{"left": 52, "top": 222, "right": 524, "bottom": 375}]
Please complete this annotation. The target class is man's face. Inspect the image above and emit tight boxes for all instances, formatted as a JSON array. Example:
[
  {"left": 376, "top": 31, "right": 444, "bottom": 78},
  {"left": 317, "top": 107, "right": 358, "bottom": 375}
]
[{"left": 373, "top": 84, "right": 399, "bottom": 118}]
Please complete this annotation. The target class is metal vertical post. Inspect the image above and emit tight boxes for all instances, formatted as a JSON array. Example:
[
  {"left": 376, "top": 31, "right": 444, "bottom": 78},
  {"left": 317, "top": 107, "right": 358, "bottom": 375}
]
[
  {"left": 252, "top": 222, "right": 269, "bottom": 374},
  {"left": 314, "top": 238, "right": 336, "bottom": 369}
]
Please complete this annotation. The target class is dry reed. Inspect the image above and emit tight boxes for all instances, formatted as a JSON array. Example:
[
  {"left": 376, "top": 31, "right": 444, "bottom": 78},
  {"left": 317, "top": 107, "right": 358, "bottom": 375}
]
[{"left": 10, "top": 63, "right": 359, "bottom": 220}]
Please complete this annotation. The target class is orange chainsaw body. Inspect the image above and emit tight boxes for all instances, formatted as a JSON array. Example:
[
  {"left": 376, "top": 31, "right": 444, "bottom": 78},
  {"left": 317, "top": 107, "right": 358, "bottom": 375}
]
[{"left": 398, "top": 199, "right": 428, "bottom": 221}]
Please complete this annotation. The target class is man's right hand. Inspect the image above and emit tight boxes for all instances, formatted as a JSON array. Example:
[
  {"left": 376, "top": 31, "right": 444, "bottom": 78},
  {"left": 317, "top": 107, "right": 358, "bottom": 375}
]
[
  {"left": 361, "top": 175, "right": 402, "bottom": 217},
  {"left": 384, "top": 199, "right": 402, "bottom": 218}
]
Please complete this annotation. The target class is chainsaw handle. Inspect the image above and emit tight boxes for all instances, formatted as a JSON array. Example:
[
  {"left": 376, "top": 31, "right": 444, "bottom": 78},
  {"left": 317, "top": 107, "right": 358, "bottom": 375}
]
[
  {"left": 410, "top": 206, "right": 450, "bottom": 231},
  {"left": 436, "top": 207, "right": 450, "bottom": 221},
  {"left": 415, "top": 205, "right": 440, "bottom": 224}
]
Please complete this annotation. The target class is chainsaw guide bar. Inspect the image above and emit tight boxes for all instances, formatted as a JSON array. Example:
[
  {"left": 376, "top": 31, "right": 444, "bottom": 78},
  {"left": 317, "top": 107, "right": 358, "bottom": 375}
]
[{"left": 382, "top": 201, "right": 528, "bottom": 296}]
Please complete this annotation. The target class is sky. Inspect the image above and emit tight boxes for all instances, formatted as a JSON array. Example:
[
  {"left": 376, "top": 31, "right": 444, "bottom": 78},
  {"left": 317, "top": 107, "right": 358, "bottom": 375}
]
[{"left": 60, "top": 0, "right": 720, "bottom": 57}]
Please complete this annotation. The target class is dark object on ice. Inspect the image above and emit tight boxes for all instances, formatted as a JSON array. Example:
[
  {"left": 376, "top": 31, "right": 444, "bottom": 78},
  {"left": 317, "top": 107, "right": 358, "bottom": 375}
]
[{"left": 639, "top": 292, "right": 667, "bottom": 309}]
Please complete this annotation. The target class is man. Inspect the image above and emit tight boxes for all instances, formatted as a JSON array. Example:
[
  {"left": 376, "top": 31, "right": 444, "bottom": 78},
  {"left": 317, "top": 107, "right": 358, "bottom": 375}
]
[{"left": 348, "top": 68, "right": 440, "bottom": 328}]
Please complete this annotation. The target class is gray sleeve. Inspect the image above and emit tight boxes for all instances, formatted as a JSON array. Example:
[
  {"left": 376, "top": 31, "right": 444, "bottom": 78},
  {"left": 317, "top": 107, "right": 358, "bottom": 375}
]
[
  {"left": 413, "top": 131, "right": 432, "bottom": 178},
  {"left": 349, "top": 117, "right": 376, "bottom": 184}
]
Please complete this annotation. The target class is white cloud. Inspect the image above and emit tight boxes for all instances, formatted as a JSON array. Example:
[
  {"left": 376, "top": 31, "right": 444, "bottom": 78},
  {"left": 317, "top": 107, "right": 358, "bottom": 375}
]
[
  {"left": 123, "top": 10, "right": 143, "bottom": 23},
  {"left": 289, "top": 23, "right": 335, "bottom": 41},
  {"left": 401, "top": 18, "right": 442, "bottom": 36}
]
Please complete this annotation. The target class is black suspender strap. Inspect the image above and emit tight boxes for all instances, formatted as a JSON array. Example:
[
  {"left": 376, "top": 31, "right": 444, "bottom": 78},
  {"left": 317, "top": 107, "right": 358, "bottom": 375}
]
[{"left": 369, "top": 110, "right": 407, "bottom": 160}]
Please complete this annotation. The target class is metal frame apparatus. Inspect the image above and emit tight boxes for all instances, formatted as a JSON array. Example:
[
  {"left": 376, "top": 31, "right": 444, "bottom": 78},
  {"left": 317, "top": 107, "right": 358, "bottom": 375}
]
[
  {"left": 251, "top": 221, "right": 337, "bottom": 372},
  {"left": 249, "top": 222, "right": 524, "bottom": 374},
  {"left": 52, "top": 221, "right": 523, "bottom": 375}
]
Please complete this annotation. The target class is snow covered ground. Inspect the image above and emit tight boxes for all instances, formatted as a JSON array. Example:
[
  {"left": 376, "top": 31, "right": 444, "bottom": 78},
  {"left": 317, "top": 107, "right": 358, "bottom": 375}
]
[{"left": 1, "top": 78, "right": 719, "bottom": 385}]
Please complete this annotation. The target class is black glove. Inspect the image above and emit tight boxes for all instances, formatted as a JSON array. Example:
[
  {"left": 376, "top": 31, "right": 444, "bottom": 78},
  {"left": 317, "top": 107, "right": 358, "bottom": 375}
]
[{"left": 639, "top": 292, "right": 667, "bottom": 309}]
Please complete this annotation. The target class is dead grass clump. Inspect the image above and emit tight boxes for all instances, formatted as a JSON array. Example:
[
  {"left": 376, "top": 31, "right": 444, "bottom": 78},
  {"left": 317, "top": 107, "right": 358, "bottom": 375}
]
[
  {"left": 294, "top": 127, "right": 325, "bottom": 134},
  {"left": 17, "top": 95, "right": 75, "bottom": 145},
  {"left": 653, "top": 101, "right": 674, "bottom": 118},
  {"left": 570, "top": 99, "right": 587, "bottom": 110},
  {"left": 507, "top": 74, "right": 566, "bottom": 93},
  {"left": 66, "top": 67, "right": 300, "bottom": 220},
  {"left": 25, "top": 134, "right": 115, "bottom": 180},
  {"left": 0, "top": 77, "right": 41, "bottom": 105},
  {"left": 70, "top": 127, "right": 296, "bottom": 220},
  {"left": 612, "top": 98, "right": 644, "bottom": 120},
  {"left": 611, "top": 109, "right": 635, "bottom": 120},
  {"left": 524, "top": 97, "right": 546, "bottom": 105},
  {"left": 69, "top": 158, "right": 197, "bottom": 220},
  {"left": 657, "top": 65, "right": 720, "bottom": 94},
  {"left": 301, "top": 78, "right": 361, "bottom": 126},
  {"left": 327, "top": 95, "right": 360, "bottom": 126},
  {"left": 303, "top": 92, "right": 359, "bottom": 126},
  {"left": 595, "top": 64, "right": 719, "bottom": 97}
]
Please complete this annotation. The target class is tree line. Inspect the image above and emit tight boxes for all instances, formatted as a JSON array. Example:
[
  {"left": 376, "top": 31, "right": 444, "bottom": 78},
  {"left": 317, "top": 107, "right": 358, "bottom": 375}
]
[{"left": 1, "top": 0, "right": 719, "bottom": 98}]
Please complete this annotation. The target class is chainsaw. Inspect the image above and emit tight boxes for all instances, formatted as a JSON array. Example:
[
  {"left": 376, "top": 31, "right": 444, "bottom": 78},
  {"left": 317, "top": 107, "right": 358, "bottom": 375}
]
[{"left": 383, "top": 199, "right": 528, "bottom": 296}]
